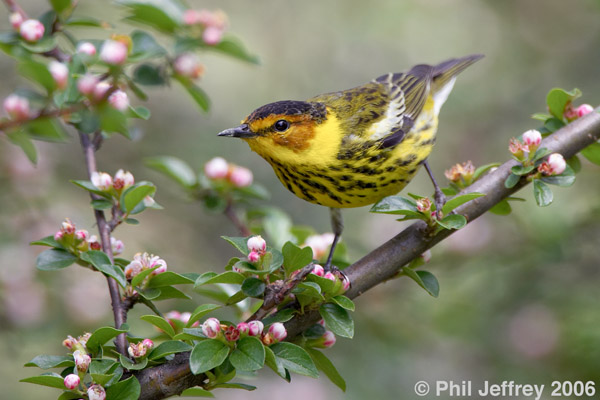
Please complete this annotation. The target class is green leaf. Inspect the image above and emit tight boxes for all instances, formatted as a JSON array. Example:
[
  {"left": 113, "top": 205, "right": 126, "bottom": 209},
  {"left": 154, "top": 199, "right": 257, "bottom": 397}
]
[
  {"left": 194, "top": 271, "right": 245, "bottom": 287},
  {"left": 208, "top": 36, "right": 260, "bottom": 64},
  {"left": 99, "top": 105, "right": 129, "bottom": 136},
  {"left": 187, "top": 304, "right": 222, "bottom": 328},
  {"left": 80, "top": 250, "right": 127, "bottom": 288},
  {"left": 7, "top": 130, "right": 37, "bottom": 164},
  {"left": 74, "top": 109, "right": 101, "bottom": 134},
  {"left": 504, "top": 173, "right": 520, "bottom": 189},
  {"left": 531, "top": 112, "right": 552, "bottom": 121},
  {"left": 25, "top": 118, "right": 69, "bottom": 142},
  {"left": 91, "top": 199, "right": 113, "bottom": 210},
  {"left": 128, "top": 106, "right": 151, "bottom": 120},
  {"left": 269, "top": 342, "right": 318, "bottom": 378},
  {"left": 221, "top": 236, "right": 249, "bottom": 255},
  {"left": 147, "top": 271, "right": 195, "bottom": 287},
  {"left": 510, "top": 164, "right": 535, "bottom": 176},
  {"left": 533, "top": 179, "right": 553, "bottom": 207},
  {"left": 532, "top": 147, "right": 552, "bottom": 162},
  {"left": 305, "top": 274, "right": 335, "bottom": 294},
  {"left": 130, "top": 266, "right": 157, "bottom": 287},
  {"left": 403, "top": 268, "right": 440, "bottom": 297},
  {"left": 229, "top": 337, "right": 265, "bottom": 371},
  {"left": 306, "top": 348, "right": 346, "bottom": 391},
  {"left": 145, "top": 285, "right": 191, "bottom": 301},
  {"left": 18, "top": 60, "right": 56, "bottom": 93},
  {"left": 544, "top": 117, "right": 565, "bottom": 133},
  {"left": 441, "top": 192, "right": 485, "bottom": 215},
  {"left": 261, "top": 308, "right": 296, "bottom": 326},
  {"left": 225, "top": 290, "right": 248, "bottom": 306},
  {"left": 119, "top": 354, "right": 148, "bottom": 370},
  {"left": 50, "top": 0, "right": 72, "bottom": 12},
  {"left": 489, "top": 199, "right": 512, "bottom": 215},
  {"left": 105, "top": 376, "right": 140, "bottom": 400},
  {"left": 36, "top": 248, "right": 77, "bottom": 271},
  {"left": 86, "top": 326, "right": 128, "bottom": 353},
  {"left": 182, "top": 79, "right": 210, "bottom": 111},
  {"left": 130, "top": 30, "right": 167, "bottom": 60},
  {"left": 121, "top": 182, "right": 156, "bottom": 213},
  {"left": 140, "top": 315, "right": 175, "bottom": 338},
  {"left": 119, "top": 0, "right": 183, "bottom": 33},
  {"left": 472, "top": 163, "right": 500, "bottom": 181},
  {"left": 64, "top": 16, "right": 107, "bottom": 27},
  {"left": 190, "top": 339, "right": 230, "bottom": 374},
  {"left": 282, "top": 242, "right": 313, "bottom": 275},
  {"left": 20, "top": 36, "right": 57, "bottom": 53},
  {"left": 319, "top": 303, "right": 354, "bottom": 338},
  {"left": 370, "top": 195, "right": 419, "bottom": 215},
  {"left": 264, "top": 346, "right": 287, "bottom": 379},
  {"left": 241, "top": 277, "right": 266, "bottom": 297},
  {"left": 180, "top": 387, "right": 215, "bottom": 397},
  {"left": 20, "top": 373, "right": 65, "bottom": 389},
  {"left": 331, "top": 295, "right": 355, "bottom": 311},
  {"left": 567, "top": 155, "right": 582, "bottom": 173},
  {"left": 25, "top": 355, "right": 73, "bottom": 369},
  {"left": 71, "top": 179, "right": 108, "bottom": 196},
  {"left": 148, "top": 341, "right": 192, "bottom": 360},
  {"left": 145, "top": 156, "right": 197, "bottom": 188},
  {"left": 581, "top": 142, "right": 600, "bottom": 166},
  {"left": 211, "top": 383, "right": 256, "bottom": 390},
  {"left": 546, "top": 87, "right": 581, "bottom": 119},
  {"left": 133, "top": 63, "right": 165, "bottom": 86},
  {"left": 30, "top": 236, "right": 61, "bottom": 248},
  {"left": 435, "top": 214, "right": 467, "bottom": 230},
  {"left": 541, "top": 165, "right": 576, "bottom": 187}
]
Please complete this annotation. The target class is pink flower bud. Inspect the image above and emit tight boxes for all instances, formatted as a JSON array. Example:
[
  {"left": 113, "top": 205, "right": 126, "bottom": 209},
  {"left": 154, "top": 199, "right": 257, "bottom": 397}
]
[
  {"left": 91, "top": 171, "right": 113, "bottom": 191},
  {"left": 322, "top": 330, "right": 336, "bottom": 348},
  {"left": 341, "top": 275, "right": 351, "bottom": 291},
  {"left": 3, "top": 94, "right": 30, "bottom": 120},
  {"left": 77, "top": 74, "right": 99, "bottom": 96},
  {"left": 268, "top": 322, "right": 287, "bottom": 342},
  {"left": 174, "top": 53, "right": 204, "bottom": 79},
  {"left": 183, "top": 9, "right": 202, "bottom": 25},
  {"left": 152, "top": 262, "right": 167, "bottom": 275},
  {"left": 54, "top": 231, "right": 64, "bottom": 242},
  {"left": 317, "top": 319, "right": 326, "bottom": 327},
  {"left": 111, "top": 237, "right": 124, "bottom": 255},
  {"left": 522, "top": 129, "right": 542, "bottom": 148},
  {"left": 48, "top": 61, "right": 69, "bottom": 90},
  {"left": 63, "top": 374, "right": 80, "bottom": 390},
  {"left": 180, "top": 312, "right": 191, "bottom": 324},
  {"left": 73, "top": 350, "right": 91, "bottom": 372},
  {"left": 303, "top": 233, "right": 335, "bottom": 260},
  {"left": 75, "top": 229, "right": 89, "bottom": 241},
  {"left": 577, "top": 104, "right": 594, "bottom": 118},
  {"left": 142, "top": 339, "right": 154, "bottom": 351},
  {"left": 19, "top": 19, "right": 45, "bottom": 42},
  {"left": 247, "top": 236, "right": 266, "bottom": 253},
  {"left": 88, "top": 384, "right": 106, "bottom": 400},
  {"left": 10, "top": 13, "right": 23, "bottom": 30},
  {"left": 247, "top": 250, "right": 260, "bottom": 263},
  {"left": 61, "top": 218, "right": 76, "bottom": 235},
  {"left": 237, "top": 322, "right": 249, "bottom": 334},
  {"left": 247, "top": 320, "right": 263, "bottom": 336},
  {"left": 421, "top": 250, "right": 432, "bottom": 263},
  {"left": 202, "top": 317, "right": 221, "bottom": 338},
  {"left": 224, "top": 325, "right": 240, "bottom": 342},
  {"left": 62, "top": 335, "right": 77, "bottom": 350},
  {"left": 88, "top": 236, "right": 101, "bottom": 250},
  {"left": 128, "top": 340, "right": 151, "bottom": 358},
  {"left": 108, "top": 90, "right": 129, "bottom": 111},
  {"left": 416, "top": 197, "right": 432, "bottom": 213},
  {"left": 77, "top": 41, "right": 97, "bottom": 56},
  {"left": 100, "top": 40, "right": 128, "bottom": 65},
  {"left": 203, "top": 26, "right": 223, "bottom": 45},
  {"left": 113, "top": 169, "right": 134, "bottom": 190},
  {"left": 165, "top": 310, "right": 181, "bottom": 323},
  {"left": 547, "top": 153, "right": 566, "bottom": 175},
  {"left": 311, "top": 264, "right": 325, "bottom": 277},
  {"left": 143, "top": 195, "right": 156, "bottom": 207},
  {"left": 204, "top": 157, "right": 229, "bottom": 179},
  {"left": 324, "top": 272, "right": 336, "bottom": 282},
  {"left": 228, "top": 165, "right": 253, "bottom": 187}
]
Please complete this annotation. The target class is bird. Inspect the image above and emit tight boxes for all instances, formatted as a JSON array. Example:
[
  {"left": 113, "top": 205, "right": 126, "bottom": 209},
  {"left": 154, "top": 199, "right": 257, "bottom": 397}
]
[{"left": 218, "top": 54, "right": 483, "bottom": 270}]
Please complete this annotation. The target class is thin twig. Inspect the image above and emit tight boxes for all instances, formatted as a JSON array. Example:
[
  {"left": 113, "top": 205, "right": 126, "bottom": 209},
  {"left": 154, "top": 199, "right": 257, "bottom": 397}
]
[
  {"left": 79, "top": 132, "right": 128, "bottom": 356},
  {"left": 224, "top": 199, "right": 251, "bottom": 236}
]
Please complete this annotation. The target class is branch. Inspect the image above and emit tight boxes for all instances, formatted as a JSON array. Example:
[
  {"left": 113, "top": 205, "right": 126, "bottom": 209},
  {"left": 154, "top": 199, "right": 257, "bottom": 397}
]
[
  {"left": 79, "top": 132, "right": 128, "bottom": 356},
  {"left": 133, "top": 110, "right": 599, "bottom": 399}
]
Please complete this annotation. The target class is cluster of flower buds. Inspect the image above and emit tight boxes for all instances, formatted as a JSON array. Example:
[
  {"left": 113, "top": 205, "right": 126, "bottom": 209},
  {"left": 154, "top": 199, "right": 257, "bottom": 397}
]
[
  {"left": 538, "top": 153, "right": 566, "bottom": 176},
  {"left": 90, "top": 169, "right": 142, "bottom": 195},
  {"left": 201, "top": 318, "right": 288, "bottom": 346},
  {"left": 100, "top": 39, "right": 128, "bottom": 65},
  {"left": 73, "top": 349, "right": 91, "bottom": 373},
  {"left": 173, "top": 53, "right": 205, "bottom": 80},
  {"left": 128, "top": 338, "right": 154, "bottom": 359},
  {"left": 3, "top": 94, "right": 30, "bottom": 121},
  {"left": 53, "top": 218, "right": 124, "bottom": 255},
  {"left": 302, "top": 233, "right": 335, "bottom": 261},
  {"left": 310, "top": 264, "right": 350, "bottom": 294},
  {"left": 183, "top": 8, "right": 228, "bottom": 45},
  {"left": 88, "top": 384, "right": 106, "bottom": 400},
  {"left": 444, "top": 160, "right": 476, "bottom": 187},
  {"left": 77, "top": 75, "right": 130, "bottom": 111},
  {"left": 124, "top": 252, "right": 167, "bottom": 280},
  {"left": 62, "top": 332, "right": 91, "bottom": 352},
  {"left": 564, "top": 103, "right": 594, "bottom": 121},
  {"left": 246, "top": 235, "right": 267, "bottom": 263},
  {"left": 18, "top": 18, "right": 45, "bottom": 42},
  {"left": 204, "top": 157, "right": 254, "bottom": 188},
  {"left": 509, "top": 129, "right": 543, "bottom": 162}
]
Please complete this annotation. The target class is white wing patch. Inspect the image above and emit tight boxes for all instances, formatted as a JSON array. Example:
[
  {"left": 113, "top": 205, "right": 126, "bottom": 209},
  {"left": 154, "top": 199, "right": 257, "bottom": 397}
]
[
  {"left": 432, "top": 76, "right": 456, "bottom": 116},
  {"left": 367, "top": 74, "right": 406, "bottom": 140}
]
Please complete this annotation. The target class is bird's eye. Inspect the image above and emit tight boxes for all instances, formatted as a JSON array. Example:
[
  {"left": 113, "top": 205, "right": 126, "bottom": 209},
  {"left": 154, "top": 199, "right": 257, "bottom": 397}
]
[{"left": 274, "top": 119, "right": 290, "bottom": 132}]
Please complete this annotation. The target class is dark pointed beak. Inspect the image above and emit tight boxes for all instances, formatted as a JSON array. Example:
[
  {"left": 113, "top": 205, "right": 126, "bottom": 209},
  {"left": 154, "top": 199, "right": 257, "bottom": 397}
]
[{"left": 218, "top": 124, "right": 256, "bottom": 138}]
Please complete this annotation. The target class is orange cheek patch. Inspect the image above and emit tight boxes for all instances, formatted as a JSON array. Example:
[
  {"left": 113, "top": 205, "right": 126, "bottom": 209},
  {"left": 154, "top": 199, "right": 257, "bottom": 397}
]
[{"left": 249, "top": 114, "right": 316, "bottom": 152}]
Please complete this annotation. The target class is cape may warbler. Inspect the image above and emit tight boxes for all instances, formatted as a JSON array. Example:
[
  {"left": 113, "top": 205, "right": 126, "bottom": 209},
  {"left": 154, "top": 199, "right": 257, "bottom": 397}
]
[{"left": 219, "top": 54, "right": 483, "bottom": 268}]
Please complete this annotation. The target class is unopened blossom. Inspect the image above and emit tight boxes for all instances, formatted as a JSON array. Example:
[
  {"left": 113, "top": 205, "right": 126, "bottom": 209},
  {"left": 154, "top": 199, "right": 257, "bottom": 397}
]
[
  {"left": 73, "top": 350, "right": 91, "bottom": 372},
  {"left": 268, "top": 322, "right": 287, "bottom": 342},
  {"left": 237, "top": 322, "right": 249, "bottom": 334},
  {"left": 48, "top": 61, "right": 68, "bottom": 90},
  {"left": 174, "top": 53, "right": 204, "bottom": 79},
  {"left": 111, "top": 237, "right": 124, "bottom": 255},
  {"left": 522, "top": 129, "right": 542, "bottom": 150},
  {"left": 19, "top": 19, "right": 44, "bottom": 42},
  {"left": 9, "top": 13, "right": 23, "bottom": 30},
  {"left": 416, "top": 197, "right": 432, "bottom": 213},
  {"left": 322, "top": 330, "right": 336, "bottom": 348},
  {"left": 203, "top": 26, "right": 223, "bottom": 45},
  {"left": 3, "top": 94, "right": 30, "bottom": 120},
  {"left": 62, "top": 335, "right": 77, "bottom": 350},
  {"left": 202, "top": 317, "right": 221, "bottom": 338},
  {"left": 100, "top": 40, "right": 128, "bottom": 65},
  {"left": 183, "top": 9, "right": 203, "bottom": 25},
  {"left": 77, "top": 41, "right": 97, "bottom": 56},
  {"left": 508, "top": 138, "right": 528, "bottom": 161},
  {"left": 61, "top": 218, "right": 76, "bottom": 235},
  {"left": 444, "top": 160, "right": 476, "bottom": 183},
  {"left": 77, "top": 74, "right": 99, "bottom": 96},
  {"left": 228, "top": 165, "right": 253, "bottom": 187},
  {"left": 311, "top": 264, "right": 325, "bottom": 277},
  {"left": 204, "top": 157, "right": 229, "bottom": 179},
  {"left": 63, "top": 374, "right": 80, "bottom": 390},
  {"left": 247, "top": 320, "right": 264, "bottom": 337},
  {"left": 91, "top": 171, "right": 113, "bottom": 191},
  {"left": 247, "top": 235, "right": 266, "bottom": 253},
  {"left": 577, "top": 104, "right": 594, "bottom": 118},
  {"left": 341, "top": 274, "right": 351, "bottom": 291},
  {"left": 87, "top": 384, "right": 106, "bottom": 400},
  {"left": 248, "top": 251, "right": 260, "bottom": 263},
  {"left": 142, "top": 195, "right": 155, "bottom": 208},
  {"left": 224, "top": 325, "right": 240, "bottom": 342},
  {"left": 93, "top": 81, "right": 111, "bottom": 101},
  {"left": 87, "top": 235, "right": 101, "bottom": 250},
  {"left": 421, "top": 250, "right": 432, "bottom": 263},
  {"left": 142, "top": 338, "right": 154, "bottom": 349},
  {"left": 324, "top": 271, "right": 336, "bottom": 282},
  {"left": 539, "top": 153, "right": 566, "bottom": 176},
  {"left": 179, "top": 312, "right": 192, "bottom": 324},
  {"left": 75, "top": 229, "right": 89, "bottom": 241},
  {"left": 128, "top": 339, "right": 153, "bottom": 358},
  {"left": 54, "top": 230, "right": 64, "bottom": 242},
  {"left": 113, "top": 169, "right": 134, "bottom": 190},
  {"left": 108, "top": 90, "right": 129, "bottom": 111},
  {"left": 303, "top": 233, "right": 335, "bottom": 260}
]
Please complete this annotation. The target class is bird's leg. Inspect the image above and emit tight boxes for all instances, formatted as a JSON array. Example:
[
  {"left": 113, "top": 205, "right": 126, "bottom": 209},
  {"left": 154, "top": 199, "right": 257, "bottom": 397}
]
[
  {"left": 423, "top": 160, "right": 446, "bottom": 217},
  {"left": 324, "top": 207, "right": 343, "bottom": 271}
]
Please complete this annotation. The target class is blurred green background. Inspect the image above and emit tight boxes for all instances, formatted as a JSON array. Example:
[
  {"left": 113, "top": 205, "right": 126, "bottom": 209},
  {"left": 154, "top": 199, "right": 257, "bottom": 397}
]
[{"left": 1, "top": 0, "right": 600, "bottom": 399}]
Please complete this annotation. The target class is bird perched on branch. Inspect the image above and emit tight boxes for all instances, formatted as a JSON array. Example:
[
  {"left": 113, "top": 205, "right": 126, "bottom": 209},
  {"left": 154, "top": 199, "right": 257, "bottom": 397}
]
[{"left": 219, "top": 54, "right": 483, "bottom": 269}]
